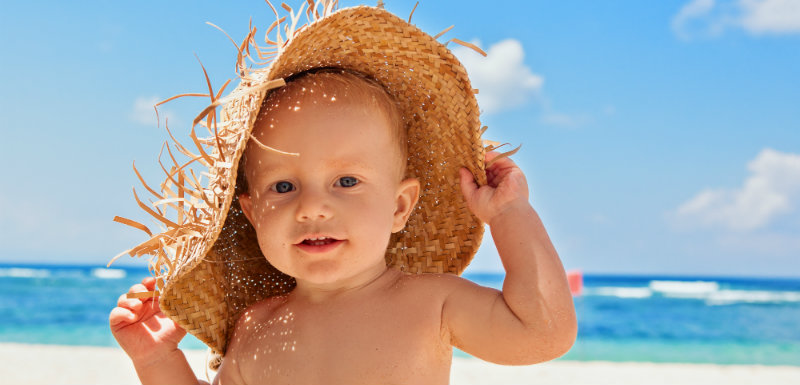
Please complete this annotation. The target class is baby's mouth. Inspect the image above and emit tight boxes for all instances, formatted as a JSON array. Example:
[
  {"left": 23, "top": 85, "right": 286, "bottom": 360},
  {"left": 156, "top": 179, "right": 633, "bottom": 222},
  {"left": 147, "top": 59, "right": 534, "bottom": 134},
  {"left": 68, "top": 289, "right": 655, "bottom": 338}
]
[
  {"left": 301, "top": 237, "right": 338, "bottom": 246},
  {"left": 295, "top": 236, "right": 344, "bottom": 254}
]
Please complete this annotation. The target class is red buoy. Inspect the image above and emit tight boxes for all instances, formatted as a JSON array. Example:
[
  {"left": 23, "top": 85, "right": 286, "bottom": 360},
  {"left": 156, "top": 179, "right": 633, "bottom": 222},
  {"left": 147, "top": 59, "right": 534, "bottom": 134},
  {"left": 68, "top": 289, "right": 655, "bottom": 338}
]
[{"left": 567, "top": 270, "right": 583, "bottom": 296}]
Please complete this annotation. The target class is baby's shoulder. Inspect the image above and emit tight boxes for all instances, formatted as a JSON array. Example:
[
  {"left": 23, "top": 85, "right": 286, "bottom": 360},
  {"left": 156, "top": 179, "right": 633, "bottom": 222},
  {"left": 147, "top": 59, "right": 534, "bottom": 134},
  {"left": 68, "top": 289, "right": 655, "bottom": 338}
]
[
  {"left": 217, "top": 295, "right": 288, "bottom": 382},
  {"left": 231, "top": 295, "right": 288, "bottom": 336},
  {"left": 393, "top": 272, "right": 476, "bottom": 300}
]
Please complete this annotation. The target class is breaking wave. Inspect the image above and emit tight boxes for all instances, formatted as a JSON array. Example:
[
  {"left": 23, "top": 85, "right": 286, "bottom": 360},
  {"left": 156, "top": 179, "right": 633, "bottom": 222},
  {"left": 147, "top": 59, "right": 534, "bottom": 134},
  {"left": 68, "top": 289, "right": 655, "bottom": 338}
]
[{"left": 584, "top": 279, "right": 800, "bottom": 305}]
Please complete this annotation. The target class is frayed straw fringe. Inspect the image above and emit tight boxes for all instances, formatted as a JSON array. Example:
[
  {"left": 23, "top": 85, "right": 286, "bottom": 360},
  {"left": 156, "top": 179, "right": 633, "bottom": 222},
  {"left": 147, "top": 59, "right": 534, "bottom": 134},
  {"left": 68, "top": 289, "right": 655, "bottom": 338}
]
[{"left": 111, "top": 0, "right": 516, "bottom": 299}]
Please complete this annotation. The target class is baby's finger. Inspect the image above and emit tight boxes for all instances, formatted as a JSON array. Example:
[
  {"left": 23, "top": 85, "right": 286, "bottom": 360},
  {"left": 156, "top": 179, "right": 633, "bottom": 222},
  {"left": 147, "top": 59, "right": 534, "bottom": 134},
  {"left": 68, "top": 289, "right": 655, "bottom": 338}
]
[
  {"left": 109, "top": 306, "right": 137, "bottom": 327},
  {"left": 485, "top": 151, "right": 501, "bottom": 163},
  {"left": 123, "top": 277, "right": 160, "bottom": 299},
  {"left": 128, "top": 282, "right": 149, "bottom": 294},
  {"left": 487, "top": 153, "right": 518, "bottom": 169},
  {"left": 485, "top": 145, "right": 521, "bottom": 170},
  {"left": 117, "top": 292, "right": 134, "bottom": 307},
  {"left": 141, "top": 276, "right": 156, "bottom": 291},
  {"left": 117, "top": 293, "right": 144, "bottom": 312},
  {"left": 130, "top": 280, "right": 158, "bottom": 297}
]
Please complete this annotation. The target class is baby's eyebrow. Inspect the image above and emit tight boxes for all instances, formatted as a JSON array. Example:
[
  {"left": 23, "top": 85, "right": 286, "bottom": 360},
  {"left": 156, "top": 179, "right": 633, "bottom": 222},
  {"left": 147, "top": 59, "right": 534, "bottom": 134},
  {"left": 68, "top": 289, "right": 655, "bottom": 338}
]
[
  {"left": 253, "top": 159, "right": 373, "bottom": 176},
  {"left": 255, "top": 164, "right": 282, "bottom": 176},
  {"left": 324, "top": 159, "right": 373, "bottom": 171}
]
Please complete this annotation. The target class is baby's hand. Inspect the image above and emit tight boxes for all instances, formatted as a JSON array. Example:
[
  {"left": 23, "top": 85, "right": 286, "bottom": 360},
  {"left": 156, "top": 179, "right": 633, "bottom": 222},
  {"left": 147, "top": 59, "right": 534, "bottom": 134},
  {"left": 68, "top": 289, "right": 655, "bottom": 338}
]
[
  {"left": 459, "top": 151, "right": 530, "bottom": 226},
  {"left": 109, "top": 277, "right": 187, "bottom": 366}
]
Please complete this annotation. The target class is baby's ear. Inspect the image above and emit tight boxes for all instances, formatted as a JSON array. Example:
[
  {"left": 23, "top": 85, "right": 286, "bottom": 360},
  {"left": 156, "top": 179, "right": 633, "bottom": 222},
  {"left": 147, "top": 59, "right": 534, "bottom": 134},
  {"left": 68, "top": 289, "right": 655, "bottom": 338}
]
[
  {"left": 238, "top": 193, "right": 255, "bottom": 225},
  {"left": 391, "top": 178, "right": 420, "bottom": 233}
]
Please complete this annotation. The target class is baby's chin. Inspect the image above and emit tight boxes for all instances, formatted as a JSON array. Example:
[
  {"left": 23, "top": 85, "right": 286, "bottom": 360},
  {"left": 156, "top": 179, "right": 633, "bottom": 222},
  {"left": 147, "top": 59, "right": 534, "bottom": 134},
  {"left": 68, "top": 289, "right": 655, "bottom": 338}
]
[{"left": 286, "top": 258, "right": 390, "bottom": 291}]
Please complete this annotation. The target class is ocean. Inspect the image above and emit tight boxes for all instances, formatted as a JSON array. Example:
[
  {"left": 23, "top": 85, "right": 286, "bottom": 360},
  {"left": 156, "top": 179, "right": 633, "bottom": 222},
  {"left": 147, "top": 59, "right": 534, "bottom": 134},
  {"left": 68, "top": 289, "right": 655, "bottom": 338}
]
[{"left": 1, "top": 263, "right": 799, "bottom": 366}]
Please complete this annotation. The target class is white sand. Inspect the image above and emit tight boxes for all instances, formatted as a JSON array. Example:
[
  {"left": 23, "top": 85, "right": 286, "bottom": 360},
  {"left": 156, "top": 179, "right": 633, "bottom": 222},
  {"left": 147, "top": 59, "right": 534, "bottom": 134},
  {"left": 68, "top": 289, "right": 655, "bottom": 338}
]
[{"left": 3, "top": 343, "right": 799, "bottom": 385}]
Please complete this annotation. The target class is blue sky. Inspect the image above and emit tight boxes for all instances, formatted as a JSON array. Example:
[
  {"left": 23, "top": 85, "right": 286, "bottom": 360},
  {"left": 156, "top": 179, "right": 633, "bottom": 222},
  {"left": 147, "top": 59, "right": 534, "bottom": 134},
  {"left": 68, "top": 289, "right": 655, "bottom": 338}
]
[{"left": 1, "top": 0, "right": 798, "bottom": 277}]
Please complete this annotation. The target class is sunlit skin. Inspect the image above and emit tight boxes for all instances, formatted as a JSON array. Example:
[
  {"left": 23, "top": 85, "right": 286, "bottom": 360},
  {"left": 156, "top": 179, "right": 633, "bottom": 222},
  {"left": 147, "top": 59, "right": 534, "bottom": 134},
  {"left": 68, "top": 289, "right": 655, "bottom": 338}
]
[
  {"left": 110, "top": 76, "right": 578, "bottom": 385},
  {"left": 237, "top": 86, "right": 418, "bottom": 298}
]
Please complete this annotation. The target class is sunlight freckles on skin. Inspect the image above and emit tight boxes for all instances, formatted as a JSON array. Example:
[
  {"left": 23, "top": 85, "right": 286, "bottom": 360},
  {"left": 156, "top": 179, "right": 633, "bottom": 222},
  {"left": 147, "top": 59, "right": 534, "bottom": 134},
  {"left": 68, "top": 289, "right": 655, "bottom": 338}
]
[{"left": 240, "top": 308, "right": 299, "bottom": 380}]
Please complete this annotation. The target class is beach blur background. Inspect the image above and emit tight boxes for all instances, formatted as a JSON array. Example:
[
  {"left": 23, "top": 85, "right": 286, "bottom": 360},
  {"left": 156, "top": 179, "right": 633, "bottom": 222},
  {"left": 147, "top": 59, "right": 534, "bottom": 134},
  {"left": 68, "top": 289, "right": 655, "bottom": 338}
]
[{"left": 1, "top": 0, "right": 798, "bottom": 384}]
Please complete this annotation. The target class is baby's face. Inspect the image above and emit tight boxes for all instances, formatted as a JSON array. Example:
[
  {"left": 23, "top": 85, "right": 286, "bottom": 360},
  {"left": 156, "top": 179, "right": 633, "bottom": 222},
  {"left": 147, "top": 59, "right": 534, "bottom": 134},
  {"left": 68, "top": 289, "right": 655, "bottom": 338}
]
[{"left": 239, "top": 84, "right": 419, "bottom": 288}]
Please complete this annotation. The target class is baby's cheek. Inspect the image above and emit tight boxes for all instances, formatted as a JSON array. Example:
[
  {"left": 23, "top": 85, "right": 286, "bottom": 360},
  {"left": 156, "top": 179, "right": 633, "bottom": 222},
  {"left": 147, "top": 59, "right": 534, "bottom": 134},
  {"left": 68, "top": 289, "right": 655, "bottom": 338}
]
[
  {"left": 362, "top": 210, "right": 396, "bottom": 241},
  {"left": 253, "top": 200, "right": 279, "bottom": 217}
]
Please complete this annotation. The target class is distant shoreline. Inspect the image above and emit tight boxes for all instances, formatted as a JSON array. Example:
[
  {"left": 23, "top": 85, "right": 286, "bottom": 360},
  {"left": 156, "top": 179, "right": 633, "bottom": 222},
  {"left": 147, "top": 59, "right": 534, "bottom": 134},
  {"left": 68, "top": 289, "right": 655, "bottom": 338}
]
[
  {"left": 4, "top": 343, "right": 799, "bottom": 385},
  {"left": 2, "top": 261, "right": 800, "bottom": 280}
]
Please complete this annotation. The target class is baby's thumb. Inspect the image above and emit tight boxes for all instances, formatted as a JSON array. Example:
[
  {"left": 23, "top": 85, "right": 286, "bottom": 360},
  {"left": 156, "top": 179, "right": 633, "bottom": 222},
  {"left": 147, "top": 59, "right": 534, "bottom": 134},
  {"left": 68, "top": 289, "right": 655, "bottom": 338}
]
[{"left": 459, "top": 168, "right": 478, "bottom": 204}]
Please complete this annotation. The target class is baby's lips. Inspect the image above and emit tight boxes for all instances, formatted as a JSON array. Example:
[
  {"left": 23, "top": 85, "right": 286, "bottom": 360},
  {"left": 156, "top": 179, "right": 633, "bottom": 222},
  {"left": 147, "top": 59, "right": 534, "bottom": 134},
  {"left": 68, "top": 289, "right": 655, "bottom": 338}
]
[
  {"left": 293, "top": 233, "right": 342, "bottom": 245},
  {"left": 294, "top": 236, "right": 346, "bottom": 254}
]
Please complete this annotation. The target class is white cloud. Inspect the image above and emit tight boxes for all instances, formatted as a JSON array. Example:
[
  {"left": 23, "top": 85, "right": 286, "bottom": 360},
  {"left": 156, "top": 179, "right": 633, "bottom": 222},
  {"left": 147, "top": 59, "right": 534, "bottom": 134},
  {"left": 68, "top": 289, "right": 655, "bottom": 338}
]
[
  {"left": 739, "top": 0, "right": 800, "bottom": 34},
  {"left": 675, "top": 148, "right": 800, "bottom": 231},
  {"left": 672, "top": 0, "right": 719, "bottom": 39},
  {"left": 130, "top": 96, "right": 177, "bottom": 127},
  {"left": 672, "top": 0, "right": 800, "bottom": 39},
  {"left": 452, "top": 39, "right": 543, "bottom": 114}
]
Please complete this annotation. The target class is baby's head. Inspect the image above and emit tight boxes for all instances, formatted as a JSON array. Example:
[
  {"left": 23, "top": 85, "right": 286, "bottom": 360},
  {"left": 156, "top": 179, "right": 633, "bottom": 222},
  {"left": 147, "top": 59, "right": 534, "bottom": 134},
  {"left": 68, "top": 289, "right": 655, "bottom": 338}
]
[{"left": 237, "top": 70, "right": 421, "bottom": 286}]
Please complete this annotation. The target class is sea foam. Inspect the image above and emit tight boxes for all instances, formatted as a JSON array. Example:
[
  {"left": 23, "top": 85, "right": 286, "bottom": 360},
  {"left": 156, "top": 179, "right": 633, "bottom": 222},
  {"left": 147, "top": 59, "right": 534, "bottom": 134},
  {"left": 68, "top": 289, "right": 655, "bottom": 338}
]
[
  {"left": 90, "top": 268, "right": 127, "bottom": 279},
  {"left": 585, "top": 279, "right": 800, "bottom": 305},
  {"left": 0, "top": 267, "right": 51, "bottom": 278}
]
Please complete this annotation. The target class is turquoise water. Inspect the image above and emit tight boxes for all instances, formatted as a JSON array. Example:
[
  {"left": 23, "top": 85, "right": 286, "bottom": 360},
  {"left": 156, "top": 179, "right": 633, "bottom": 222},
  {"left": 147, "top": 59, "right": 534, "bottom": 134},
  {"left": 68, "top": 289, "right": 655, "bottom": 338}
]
[
  {"left": 0, "top": 264, "right": 207, "bottom": 350},
  {"left": 2, "top": 263, "right": 799, "bottom": 366}
]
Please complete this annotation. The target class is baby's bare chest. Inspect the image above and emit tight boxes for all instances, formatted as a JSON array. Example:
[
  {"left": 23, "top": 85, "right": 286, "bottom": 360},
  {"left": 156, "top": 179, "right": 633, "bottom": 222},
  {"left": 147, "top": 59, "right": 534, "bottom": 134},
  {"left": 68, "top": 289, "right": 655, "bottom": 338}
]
[{"left": 233, "top": 299, "right": 452, "bottom": 385}]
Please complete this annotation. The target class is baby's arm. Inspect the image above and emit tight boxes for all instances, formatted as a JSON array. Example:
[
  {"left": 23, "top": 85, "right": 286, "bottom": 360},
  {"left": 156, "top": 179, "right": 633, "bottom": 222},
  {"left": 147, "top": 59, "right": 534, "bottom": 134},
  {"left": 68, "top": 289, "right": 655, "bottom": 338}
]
[
  {"left": 109, "top": 278, "right": 210, "bottom": 385},
  {"left": 447, "top": 152, "right": 577, "bottom": 364}
]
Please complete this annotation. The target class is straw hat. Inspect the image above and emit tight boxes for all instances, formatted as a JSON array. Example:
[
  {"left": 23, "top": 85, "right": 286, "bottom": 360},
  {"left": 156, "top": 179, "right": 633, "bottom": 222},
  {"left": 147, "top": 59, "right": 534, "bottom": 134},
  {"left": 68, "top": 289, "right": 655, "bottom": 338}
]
[{"left": 112, "top": 0, "right": 497, "bottom": 357}]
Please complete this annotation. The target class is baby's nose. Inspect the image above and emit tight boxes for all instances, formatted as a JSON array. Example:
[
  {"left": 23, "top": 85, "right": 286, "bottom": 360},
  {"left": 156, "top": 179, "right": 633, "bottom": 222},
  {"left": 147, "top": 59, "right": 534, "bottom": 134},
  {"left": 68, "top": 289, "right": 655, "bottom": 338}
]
[{"left": 294, "top": 188, "right": 332, "bottom": 222}]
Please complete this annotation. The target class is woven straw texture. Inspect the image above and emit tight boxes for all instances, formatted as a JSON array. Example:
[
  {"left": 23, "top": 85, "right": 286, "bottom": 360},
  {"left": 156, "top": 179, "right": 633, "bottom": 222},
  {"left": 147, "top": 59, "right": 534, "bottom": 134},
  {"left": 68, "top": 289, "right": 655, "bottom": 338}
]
[{"left": 112, "top": 1, "right": 488, "bottom": 357}]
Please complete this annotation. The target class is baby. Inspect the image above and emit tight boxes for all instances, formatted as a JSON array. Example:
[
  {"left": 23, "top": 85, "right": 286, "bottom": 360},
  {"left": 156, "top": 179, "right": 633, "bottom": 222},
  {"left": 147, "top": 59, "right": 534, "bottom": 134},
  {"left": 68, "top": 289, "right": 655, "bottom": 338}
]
[
  {"left": 111, "top": 69, "right": 576, "bottom": 384},
  {"left": 110, "top": 4, "right": 576, "bottom": 385}
]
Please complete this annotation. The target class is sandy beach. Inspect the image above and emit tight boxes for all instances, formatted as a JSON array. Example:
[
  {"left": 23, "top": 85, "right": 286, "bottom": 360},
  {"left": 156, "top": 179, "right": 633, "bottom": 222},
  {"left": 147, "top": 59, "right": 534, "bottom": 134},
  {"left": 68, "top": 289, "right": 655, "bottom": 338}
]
[{"left": 4, "top": 343, "right": 799, "bottom": 385}]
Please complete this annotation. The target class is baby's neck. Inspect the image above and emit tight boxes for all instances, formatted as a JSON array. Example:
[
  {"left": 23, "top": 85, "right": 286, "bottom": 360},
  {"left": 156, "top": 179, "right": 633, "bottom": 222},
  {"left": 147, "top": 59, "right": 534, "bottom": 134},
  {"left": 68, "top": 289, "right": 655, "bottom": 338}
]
[{"left": 290, "top": 266, "right": 401, "bottom": 304}]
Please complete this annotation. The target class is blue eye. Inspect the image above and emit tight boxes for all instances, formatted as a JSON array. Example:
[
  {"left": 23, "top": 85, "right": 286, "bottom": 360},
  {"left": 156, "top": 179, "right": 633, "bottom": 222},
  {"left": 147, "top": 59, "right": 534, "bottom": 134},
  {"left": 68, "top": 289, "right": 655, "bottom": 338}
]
[
  {"left": 271, "top": 181, "right": 295, "bottom": 193},
  {"left": 337, "top": 176, "right": 359, "bottom": 188}
]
